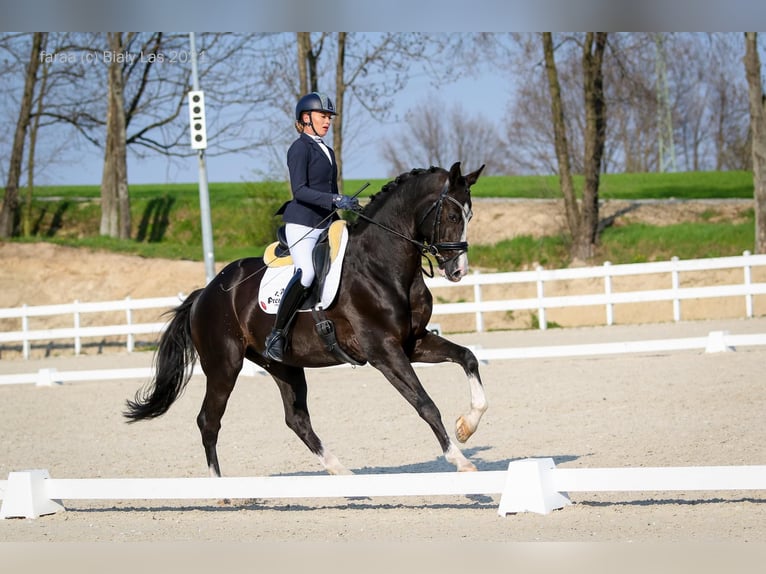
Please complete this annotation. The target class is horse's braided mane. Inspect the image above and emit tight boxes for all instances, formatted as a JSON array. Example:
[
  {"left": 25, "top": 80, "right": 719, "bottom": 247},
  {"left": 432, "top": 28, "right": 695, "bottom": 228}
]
[{"left": 357, "top": 166, "right": 442, "bottom": 219}]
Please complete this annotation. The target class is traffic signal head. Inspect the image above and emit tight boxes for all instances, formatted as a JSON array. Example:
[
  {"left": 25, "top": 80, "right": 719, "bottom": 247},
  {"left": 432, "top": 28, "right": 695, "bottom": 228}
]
[{"left": 188, "top": 90, "right": 207, "bottom": 150}]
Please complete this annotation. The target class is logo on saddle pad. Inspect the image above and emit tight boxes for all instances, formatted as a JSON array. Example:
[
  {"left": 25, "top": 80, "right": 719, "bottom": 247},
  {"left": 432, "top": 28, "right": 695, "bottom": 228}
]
[{"left": 258, "top": 220, "right": 349, "bottom": 314}]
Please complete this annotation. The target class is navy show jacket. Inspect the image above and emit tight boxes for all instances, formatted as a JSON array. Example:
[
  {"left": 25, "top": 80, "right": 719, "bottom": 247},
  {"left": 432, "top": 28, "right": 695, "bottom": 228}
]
[{"left": 278, "top": 132, "right": 340, "bottom": 229}]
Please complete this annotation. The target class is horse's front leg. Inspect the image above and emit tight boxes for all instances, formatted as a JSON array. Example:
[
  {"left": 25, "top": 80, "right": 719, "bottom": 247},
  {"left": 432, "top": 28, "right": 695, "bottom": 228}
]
[
  {"left": 368, "top": 345, "right": 477, "bottom": 472},
  {"left": 410, "top": 332, "right": 488, "bottom": 444}
]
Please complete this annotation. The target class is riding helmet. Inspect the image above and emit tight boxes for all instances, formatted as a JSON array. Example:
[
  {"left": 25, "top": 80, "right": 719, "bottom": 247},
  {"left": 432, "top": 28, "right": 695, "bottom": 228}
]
[{"left": 295, "top": 92, "right": 337, "bottom": 121}]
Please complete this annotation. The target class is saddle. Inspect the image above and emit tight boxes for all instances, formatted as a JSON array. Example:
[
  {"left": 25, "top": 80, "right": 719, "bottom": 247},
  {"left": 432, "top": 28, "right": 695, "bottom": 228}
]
[
  {"left": 259, "top": 220, "right": 363, "bottom": 367},
  {"left": 263, "top": 220, "right": 347, "bottom": 307}
]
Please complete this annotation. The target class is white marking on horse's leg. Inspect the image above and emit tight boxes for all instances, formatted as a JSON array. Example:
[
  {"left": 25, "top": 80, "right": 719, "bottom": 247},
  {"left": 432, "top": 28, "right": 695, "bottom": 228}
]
[
  {"left": 318, "top": 449, "right": 353, "bottom": 475},
  {"left": 208, "top": 465, "right": 220, "bottom": 478},
  {"left": 445, "top": 441, "right": 477, "bottom": 472},
  {"left": 455, "top": 374, "right": 488, "bottom": 443}
]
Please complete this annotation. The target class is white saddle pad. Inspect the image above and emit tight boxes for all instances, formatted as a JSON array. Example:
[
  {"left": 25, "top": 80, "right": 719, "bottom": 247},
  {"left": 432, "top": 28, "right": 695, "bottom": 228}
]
[{"left": 258, "top": 223, "right": 349, "bottom": 314}]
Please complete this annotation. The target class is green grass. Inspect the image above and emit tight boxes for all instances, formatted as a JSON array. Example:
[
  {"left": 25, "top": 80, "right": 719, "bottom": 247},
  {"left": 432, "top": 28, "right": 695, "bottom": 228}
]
[
  {"left": 4, "top": 170, "right": 757, "bottom": 267},
  {"left": 24, "top": 170, "right": 755, "bottom": 202},
  {"left": 597, "top": 220, "right": 755, "bottom": 263},
  {"left": 453, "top": 170, "right": 754, "bottom": 200},
  {"left": 470, "top": 235, "right": 571, "bottom": 270}
]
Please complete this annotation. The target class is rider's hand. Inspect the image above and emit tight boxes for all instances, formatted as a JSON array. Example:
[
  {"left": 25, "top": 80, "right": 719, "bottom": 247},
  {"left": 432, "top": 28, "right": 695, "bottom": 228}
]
[{"left": 333, "top": 194, "right": 361, "bottom": 211}]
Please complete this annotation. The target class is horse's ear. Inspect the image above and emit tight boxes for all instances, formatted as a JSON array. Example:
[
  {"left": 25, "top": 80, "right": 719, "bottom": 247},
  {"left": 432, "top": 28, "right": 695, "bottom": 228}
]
[
  {"left": 449, "top": 162, "right": 462, "bottom": 185},
  {"left": 465, "top": 164, "right": 485, "bottom": 188}
]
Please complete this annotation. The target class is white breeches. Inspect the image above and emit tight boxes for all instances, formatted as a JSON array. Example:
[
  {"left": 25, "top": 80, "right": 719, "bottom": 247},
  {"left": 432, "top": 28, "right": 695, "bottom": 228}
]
[{"left": 285, "top": 223, "right": 324, "bottom": 287}]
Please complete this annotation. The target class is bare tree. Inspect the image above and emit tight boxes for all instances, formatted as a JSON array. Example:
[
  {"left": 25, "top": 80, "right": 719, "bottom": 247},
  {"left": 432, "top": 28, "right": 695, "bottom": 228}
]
[
  {"left": 296, "top": 32, "right": 326, "bottom": 94},
  {"left": 286, "top": 33, "right": 434, "bottom": 188},
  {"left": 23, "top": 33, "right": 280, "bottom": 237},
  {"left": 334, "top": 32, "right": 347, "bottom": 192},
  {"left": 666, "top": 33, "right": 750, "bottom": 172},
  {"left": 543, "top": 33, "right": 579, "bottom": 242},
  {"left": 744, "top": 32, "right": 766, "bottom": 254},
  {"left": 542, "top": 32, "right": 607, "bottom": 262},
  {"left": 23, "top": 33, "right": 50, "bottom": 236},
  {"left": 580, "top": 32, "right": 608, "bottom": 260},
  {"left": 100, "top": 32, "right": 131, "bottom": 238},
  {"left": 507, "top": 33, "right": 751, "bottom": 177},
  {"left": 381, "top": 99, "right": 507, "bottom": 176},
  {"left": 0, "top": 32, "right": 43, "bottom": 238}
]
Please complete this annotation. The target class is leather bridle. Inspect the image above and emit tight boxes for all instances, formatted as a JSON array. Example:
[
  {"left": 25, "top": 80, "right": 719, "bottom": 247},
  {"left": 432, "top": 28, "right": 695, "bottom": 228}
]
[{"left": 354, "top": 179, "right": 472, "bottom": 275}]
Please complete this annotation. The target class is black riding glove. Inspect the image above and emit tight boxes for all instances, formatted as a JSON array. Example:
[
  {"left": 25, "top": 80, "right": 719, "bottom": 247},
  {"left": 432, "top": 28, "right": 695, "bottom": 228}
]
[{"left": 333, "top": 194, "right": 361, "bottom": 211}]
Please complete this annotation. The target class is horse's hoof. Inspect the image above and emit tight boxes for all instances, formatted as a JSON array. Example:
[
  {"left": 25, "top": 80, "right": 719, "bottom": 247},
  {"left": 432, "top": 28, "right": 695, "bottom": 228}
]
[
  {"left": 458, "top": 461, "right": 478, "bottom": 472},
  {"left": 455, "top": 415, "right": 474, "bottom": 443}
]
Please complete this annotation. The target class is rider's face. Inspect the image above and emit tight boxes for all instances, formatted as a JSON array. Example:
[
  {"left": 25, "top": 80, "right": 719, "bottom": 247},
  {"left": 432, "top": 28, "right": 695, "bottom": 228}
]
[{"left": 305, "top": 111, "right": 333, "bottom": 137}]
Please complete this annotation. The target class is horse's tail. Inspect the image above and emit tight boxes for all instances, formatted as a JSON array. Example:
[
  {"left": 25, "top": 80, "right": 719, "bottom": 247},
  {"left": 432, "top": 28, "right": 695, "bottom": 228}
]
[{"left": 123, "top": 289, "right": 203, "bottom": 422}]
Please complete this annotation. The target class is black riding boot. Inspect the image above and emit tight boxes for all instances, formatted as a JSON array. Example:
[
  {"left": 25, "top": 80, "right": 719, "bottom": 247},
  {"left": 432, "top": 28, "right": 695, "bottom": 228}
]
[{"left": 263, "top": 271, "right": 310, "bottom": 362}]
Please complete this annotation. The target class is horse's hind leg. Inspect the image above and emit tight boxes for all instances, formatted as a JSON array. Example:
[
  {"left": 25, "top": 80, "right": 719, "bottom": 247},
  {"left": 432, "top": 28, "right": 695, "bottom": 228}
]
[
  {"left": 410, "top": 333, "right": 488, "bottom": 443},
  {"left": 197, "top": 366, "right": 240, "bottom": 477},
  {"left": 267, "top": 363, "right": 351, "bottom": 475}
]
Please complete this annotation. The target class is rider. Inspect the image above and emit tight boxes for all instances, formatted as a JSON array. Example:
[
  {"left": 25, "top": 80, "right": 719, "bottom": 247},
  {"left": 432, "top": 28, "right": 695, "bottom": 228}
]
[{"left": 263, "top": 91, "right": 360, "bottom": 363}]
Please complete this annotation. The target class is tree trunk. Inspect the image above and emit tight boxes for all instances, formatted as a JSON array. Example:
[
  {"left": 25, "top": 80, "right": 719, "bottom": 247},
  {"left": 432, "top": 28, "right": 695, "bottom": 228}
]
[
  {"left": 578, "top": 32, "right": 608, "bottom": 261},
  {"left": 24, "top": 35, "right": 49, "bottom": 237},
  {"left": 297, "top": 32, "right": 310, "bottom": 96},
  {"left": 100, "top": 32, "right": 131, "bottom": 239},
  {"left": 0, "top": 32, "right": 43, "bottom": 238},
  {"left": 334, "top": 32, "right": 346, "bottom": 194},
  {"left": 542, "top": 33, "right": 580, "bottom": 246},
  {"left": 296, "top": 32, "right": 321, "bottom": 93},
  {"left": 744, "top": 32, "right": 766, "bottom": 254}
]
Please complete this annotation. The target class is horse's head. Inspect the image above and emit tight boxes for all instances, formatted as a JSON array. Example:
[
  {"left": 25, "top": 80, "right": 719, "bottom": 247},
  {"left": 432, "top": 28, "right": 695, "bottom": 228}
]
[{"left": 419, "top": 162, "right": 485, "bottom": 282}]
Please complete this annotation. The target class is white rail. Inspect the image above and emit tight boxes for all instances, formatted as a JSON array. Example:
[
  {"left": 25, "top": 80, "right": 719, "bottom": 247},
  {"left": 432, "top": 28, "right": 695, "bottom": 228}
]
[
  {"left": 2, "top": 458, "right": 765, "bottom": 519},
  {"left": 2, "top": 330, "right": 765, "bottom": 387},
  {"left": 0, "top": 295, "right": 184, "bottom": 359},
  {"left": 426, "top": 251, "right": 766, "bottom": 331},
  {"left": 2, "top": 252, "right": 766, "bottom": 359}
]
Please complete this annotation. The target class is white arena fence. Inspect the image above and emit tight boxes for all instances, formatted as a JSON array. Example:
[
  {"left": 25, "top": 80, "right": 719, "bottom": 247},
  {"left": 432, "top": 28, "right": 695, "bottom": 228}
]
[
  {"left": 2, "top": 458, "right": 765, "bottom": 519},
  {"left": 2, "top": 328, "right": 766, "bottom": 387},
  {"left": 2, "top": 252, "right": 766, "bottom": 360}
]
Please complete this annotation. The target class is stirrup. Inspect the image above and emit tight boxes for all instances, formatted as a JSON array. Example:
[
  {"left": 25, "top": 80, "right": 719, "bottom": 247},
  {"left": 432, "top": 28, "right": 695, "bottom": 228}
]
[{"left": 263, "top": 330, "right": 286, "bottom": 362}]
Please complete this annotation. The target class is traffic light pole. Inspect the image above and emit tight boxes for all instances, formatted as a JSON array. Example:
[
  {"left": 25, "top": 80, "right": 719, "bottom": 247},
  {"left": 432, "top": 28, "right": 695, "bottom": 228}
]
[{"left": 189, "top": 32, "right": 216, "bottom": 284}]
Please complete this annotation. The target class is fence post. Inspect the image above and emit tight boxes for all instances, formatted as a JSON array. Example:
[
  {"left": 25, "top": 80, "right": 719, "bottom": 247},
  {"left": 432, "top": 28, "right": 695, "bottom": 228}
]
[
  {"left": 126, "top": 297, "right": 134, "bottom": 353},
  {"left": 671, "top": 256, "right": 681, "bottom": 322},
  {"left": 473, "top": 270, "right": 484, "bottom": 333},
  {"left": 743, "top": 250, "right": 753, "bottom": 318},
  {"left": 73, "top": 300, "right": 81, "bottom": 355},
  {"left": 22, "top": 304, "right": 30, "bottom": 360},
  {"left": 536, "top": 265, "right": 547, "bottom": 330},
  {"left": 604, "top": 261, "right": 613, "bottom": 326}
]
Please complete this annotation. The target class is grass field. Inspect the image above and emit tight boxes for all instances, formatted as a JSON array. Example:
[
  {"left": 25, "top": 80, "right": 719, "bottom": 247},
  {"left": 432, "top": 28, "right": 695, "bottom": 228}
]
[{"left": 5, "top": 170, "right": 757, "bottom": 268}]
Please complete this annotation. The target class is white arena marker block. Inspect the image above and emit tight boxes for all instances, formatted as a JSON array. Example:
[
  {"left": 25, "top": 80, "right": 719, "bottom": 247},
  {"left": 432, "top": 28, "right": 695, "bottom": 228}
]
[
  {"left": 705, "top": 330, "right": 734, "bottom": 353},
  {"left": 0, "top": 470, "right": 65, "bottom": 519},
  {"left": 35, "top": 368, "right": 61, "bottom": 387},
  {"left": 497, "top": 458, "right": 571, "bottom": 516}
]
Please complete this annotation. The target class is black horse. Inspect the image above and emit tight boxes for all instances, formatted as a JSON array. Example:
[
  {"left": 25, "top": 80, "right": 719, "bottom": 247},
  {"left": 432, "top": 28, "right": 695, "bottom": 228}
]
[{"left": 125, "top": 162, "right": 487, "bottom": 476}]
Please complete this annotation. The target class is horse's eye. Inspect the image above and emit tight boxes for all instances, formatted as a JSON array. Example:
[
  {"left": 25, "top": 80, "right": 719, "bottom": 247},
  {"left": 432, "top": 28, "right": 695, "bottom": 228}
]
[{"left": 448, "top": 213, "right": 460, "bottom": 223}]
